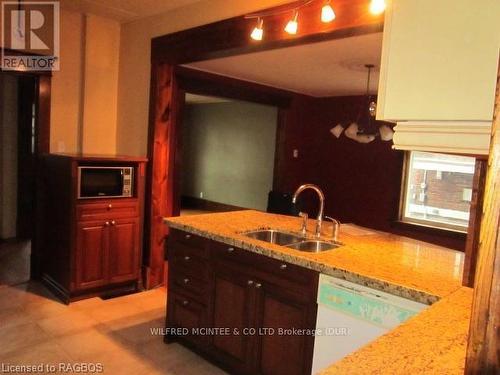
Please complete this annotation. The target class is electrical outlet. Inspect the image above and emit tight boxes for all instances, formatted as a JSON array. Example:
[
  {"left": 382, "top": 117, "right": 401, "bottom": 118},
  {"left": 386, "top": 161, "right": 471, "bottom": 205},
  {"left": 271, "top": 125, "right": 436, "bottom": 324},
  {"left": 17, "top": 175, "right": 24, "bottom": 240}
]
[{"left": 200, "top": 192, "right": 204, "bottom": 198}]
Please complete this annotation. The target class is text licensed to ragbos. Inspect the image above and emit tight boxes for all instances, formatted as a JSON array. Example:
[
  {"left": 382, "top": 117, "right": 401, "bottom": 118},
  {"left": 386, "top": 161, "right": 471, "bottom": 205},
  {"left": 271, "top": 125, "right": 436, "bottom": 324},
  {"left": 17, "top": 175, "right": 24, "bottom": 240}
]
[{"left": 0, "top": 363, "right": 104, "bottom": 373}]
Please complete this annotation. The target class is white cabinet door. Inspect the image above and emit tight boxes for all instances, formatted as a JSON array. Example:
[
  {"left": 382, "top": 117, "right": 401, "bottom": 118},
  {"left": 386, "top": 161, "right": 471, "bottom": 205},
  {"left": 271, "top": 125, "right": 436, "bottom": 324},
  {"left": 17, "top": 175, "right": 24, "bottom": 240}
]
[{"left": 378, "top": 0, "right": 500, "bottom": 122}]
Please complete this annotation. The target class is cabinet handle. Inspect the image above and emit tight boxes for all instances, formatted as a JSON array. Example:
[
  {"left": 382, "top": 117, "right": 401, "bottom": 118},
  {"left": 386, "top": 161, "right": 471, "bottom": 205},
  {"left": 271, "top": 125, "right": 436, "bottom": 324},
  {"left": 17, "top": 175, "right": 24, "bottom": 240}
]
[
  {"left": 104, "top": 221, "right": 110, "bottom": 226},
  {"left": 247, "top": 280, "right": 254, "bottom": 285},
  {"left": 111, "top": 220, "right": 116, "bottom": 226},
  {"left": 185, "top": 234, "right": 191, "bottom": 239},
  {"left": 184, "top": 256, "right": 190, "bottom": 261},
  {"left": 108, "top": 204, "right": 112, "bottom": 209},
  {"left": 182, "top": 300, "right": 189, "bottom": 306},
  {"left": 183, "top": 278, "right": 190, "bottom": 284},
  {"left": 255, "top": 283, "right": 262, "bottom": 289},
  {"left": 227, "top": 247, "right": 235, "bottom": 253},
  {"left": 280, "top": 264, "right": 287, "bottom": 270}
]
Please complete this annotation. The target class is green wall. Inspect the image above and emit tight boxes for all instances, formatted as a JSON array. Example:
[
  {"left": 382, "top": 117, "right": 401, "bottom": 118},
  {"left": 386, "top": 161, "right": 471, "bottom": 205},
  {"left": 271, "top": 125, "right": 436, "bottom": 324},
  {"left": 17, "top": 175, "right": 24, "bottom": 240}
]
[{"left": 182, "top": 100, "right": 278, "bottom": 211}]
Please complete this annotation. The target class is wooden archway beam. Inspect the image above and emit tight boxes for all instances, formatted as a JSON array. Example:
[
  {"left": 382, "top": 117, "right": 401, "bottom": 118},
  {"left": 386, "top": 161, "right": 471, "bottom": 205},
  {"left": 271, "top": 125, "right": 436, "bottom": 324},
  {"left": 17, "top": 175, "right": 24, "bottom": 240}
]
[
  {"left": 465, "top": 61, "right": 500, "bottom": 372},
  {"left": 144, "top": 0, "right": 384, "bottom": 288}
]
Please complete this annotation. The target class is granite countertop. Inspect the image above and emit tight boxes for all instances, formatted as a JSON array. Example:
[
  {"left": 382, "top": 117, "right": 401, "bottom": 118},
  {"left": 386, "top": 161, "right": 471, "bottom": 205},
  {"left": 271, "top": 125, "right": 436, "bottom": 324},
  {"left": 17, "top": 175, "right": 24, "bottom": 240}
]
[
  {"left": 320, "top": 287, "right": 473, "bottom": 375},
  {"left": 164, "top": 210, "right": 464, "bottom": 304},
  {"left": 164, "top": 210, "right": 471, "bottom": 374}
]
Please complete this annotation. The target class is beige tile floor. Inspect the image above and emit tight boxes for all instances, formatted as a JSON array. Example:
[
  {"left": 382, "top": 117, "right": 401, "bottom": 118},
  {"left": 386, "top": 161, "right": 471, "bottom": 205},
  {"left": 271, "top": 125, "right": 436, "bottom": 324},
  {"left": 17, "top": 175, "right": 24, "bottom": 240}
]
[{"left": 0, "top": 282, "right": 227, "bottom": 375}]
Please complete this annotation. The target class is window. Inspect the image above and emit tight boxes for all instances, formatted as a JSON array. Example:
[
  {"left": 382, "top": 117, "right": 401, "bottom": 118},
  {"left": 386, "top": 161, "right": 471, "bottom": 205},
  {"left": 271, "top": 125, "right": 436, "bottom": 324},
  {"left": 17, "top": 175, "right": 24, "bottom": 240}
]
[{"left": 401, "top": 151, "right": 475, "bottom": 232}]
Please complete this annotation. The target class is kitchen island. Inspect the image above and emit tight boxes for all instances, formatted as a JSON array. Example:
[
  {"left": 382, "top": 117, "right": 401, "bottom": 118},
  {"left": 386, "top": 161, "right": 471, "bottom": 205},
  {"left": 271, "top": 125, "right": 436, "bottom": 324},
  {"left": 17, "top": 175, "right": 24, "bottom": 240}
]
[{"left": 163, "top": 210, "right": 470, "bottom": 374}]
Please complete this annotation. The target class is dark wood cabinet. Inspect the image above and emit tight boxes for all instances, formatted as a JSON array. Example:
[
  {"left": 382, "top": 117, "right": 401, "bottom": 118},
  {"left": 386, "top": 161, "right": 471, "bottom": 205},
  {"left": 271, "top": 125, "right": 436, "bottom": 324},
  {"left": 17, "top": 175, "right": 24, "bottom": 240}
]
[
  {"left": 254, "top": 281, "right": 317, "bottom": 375},
  {"left": 108, "top": 217, "right": 140, "bottom": 283},
  {"left": 212, "top": 262, "right": 256, "bottom": 373},
  {"left": 75, "top": 220, "right": 109, "bottom": 290},
  {"left": 165, "top": 228, "right": 318, "bottom": 375},
  {"left": 38, "top": 154, "right": 147, "bottom": 303},
  {"left": 75, "top": 217, "right": 140, "bottom": 290}
]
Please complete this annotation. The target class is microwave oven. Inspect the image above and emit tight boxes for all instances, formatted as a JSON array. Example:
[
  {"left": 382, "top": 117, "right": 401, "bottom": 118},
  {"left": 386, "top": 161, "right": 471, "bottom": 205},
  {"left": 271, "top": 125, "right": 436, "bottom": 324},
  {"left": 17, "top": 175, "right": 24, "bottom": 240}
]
[{"left": 77, "top": 166, "right": 133, "bottom": 199}]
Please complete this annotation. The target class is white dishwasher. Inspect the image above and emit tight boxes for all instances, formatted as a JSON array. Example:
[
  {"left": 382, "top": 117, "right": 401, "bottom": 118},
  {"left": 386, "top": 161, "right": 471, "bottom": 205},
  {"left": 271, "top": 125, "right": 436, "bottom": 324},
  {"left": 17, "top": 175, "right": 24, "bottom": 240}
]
[{"left": 311, "top": 274, "right": 427, "bottom": 374}]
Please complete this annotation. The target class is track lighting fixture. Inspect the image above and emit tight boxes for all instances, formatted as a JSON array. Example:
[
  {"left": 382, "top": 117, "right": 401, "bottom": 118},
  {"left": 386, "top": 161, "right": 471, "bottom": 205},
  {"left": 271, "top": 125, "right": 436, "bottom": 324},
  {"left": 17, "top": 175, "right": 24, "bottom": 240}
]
[
  {"left": 369, "top": 0, "right": 386, "bottom": 15},
  {"left": 321, "top": 1, "right": 336, "bottom": 23},
  {"left": 285, "top": 10, "right": 299, "bottom": 34},
  {"left": 246, "top": 0, "right": 383, "bottom": 41},
  {"left": 250, "top": 18, "right": 264, "bottom": 41}
]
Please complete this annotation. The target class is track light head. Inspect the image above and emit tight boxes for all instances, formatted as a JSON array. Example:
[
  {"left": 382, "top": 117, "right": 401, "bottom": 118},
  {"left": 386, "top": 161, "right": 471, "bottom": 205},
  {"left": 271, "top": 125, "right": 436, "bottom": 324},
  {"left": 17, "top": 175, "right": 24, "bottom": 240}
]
[
  {"left": 369, "top": 0, "right": 386, "bottom": 15},
  {"left": 285, "top": 11, "right": 299, "bottom": 34},
  {"left": 250, "top": 18, "right": 264, "bottom": 41},
  {"left": 321, "top": 2, "right": 336, "bottom": 23}
]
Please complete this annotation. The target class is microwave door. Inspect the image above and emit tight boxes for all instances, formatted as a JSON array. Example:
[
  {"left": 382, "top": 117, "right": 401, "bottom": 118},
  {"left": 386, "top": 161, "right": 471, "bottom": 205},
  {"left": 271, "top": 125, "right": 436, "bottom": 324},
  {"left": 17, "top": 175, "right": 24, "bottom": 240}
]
[{"left": 80, "top": 168, "right": 124, "bottom": 198}]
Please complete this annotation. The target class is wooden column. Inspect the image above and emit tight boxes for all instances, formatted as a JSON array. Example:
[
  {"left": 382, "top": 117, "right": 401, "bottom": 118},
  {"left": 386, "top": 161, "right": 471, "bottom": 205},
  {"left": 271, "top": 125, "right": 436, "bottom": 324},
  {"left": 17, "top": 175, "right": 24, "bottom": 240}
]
[
  {"left": 465, "top": 65, "right": 500, "bottom": 372},
  {"left": 143, "top": 62, "right": 183, "bottom": 288},
  {"left": 463, "top": 159, "right": 488, "bottom": 287}
]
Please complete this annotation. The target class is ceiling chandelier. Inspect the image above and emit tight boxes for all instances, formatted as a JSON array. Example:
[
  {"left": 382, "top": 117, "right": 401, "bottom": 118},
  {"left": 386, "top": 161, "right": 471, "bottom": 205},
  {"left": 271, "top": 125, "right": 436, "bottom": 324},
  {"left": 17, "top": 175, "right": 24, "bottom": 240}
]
[
  {"left": 247, "top": 0, "right": 385, "bottom": 41},
  {"left": 330, "top": 64, "right": 394, "bottom": 144}
]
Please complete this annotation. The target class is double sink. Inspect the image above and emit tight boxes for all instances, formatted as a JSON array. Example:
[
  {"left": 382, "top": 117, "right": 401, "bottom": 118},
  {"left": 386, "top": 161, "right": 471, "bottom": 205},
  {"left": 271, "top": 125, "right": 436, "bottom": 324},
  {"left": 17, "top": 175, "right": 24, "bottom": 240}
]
[{"left": 243, "top": 229, "right": 341, "bottom": 252}]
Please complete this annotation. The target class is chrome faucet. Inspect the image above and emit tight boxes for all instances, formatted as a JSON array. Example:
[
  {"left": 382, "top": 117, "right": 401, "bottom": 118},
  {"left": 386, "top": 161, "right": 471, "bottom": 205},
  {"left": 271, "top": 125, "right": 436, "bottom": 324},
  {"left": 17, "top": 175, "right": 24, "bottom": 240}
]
[
  {"left": 324, "top": 216, "right": 341, "bottom": 242},
  {"left": 292, "top": 184, "right": 325, "bottom": 238}
]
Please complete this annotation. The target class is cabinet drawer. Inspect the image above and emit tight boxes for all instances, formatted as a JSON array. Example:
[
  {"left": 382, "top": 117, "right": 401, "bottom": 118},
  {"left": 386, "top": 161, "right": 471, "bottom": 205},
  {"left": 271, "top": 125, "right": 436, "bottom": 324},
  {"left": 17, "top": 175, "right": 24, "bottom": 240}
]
[
  {"left": 168, "top": 229, "right": 209, "bottom": 258},
  {"left": 167, "top": 235, "right": 209, "bottom": 260},
  {"left": 211, "top": 241, "right": 317, "bottom": 289},
  {"left": 168, "top": 292, "right": 208, "bottom": 345},
  {"left": 77, "top": 200, "right": 138, "bottom": 221},
  {"left": 170, "top": 269, "right": 208, "bottom": 303},
  {"left": 170, "top": 250, "right": 209, "bottom": 280}
]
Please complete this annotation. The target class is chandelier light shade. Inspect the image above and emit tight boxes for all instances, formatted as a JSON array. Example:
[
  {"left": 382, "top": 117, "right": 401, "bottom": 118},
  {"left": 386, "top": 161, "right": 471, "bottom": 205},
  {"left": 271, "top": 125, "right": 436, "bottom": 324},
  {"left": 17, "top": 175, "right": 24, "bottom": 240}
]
[
  {"left": 330, "top": 124, "right": 344, "bottom": 138},
  {"left": 285, "top": 11, "right": 299, "bottom": 34},
  {"left": 250, "top": 18, "right": 264, "bottom": 41},
  {"left": 328, "top": 64, "right": 393, "bottom": 144},
  {"left": 321, "top": 1, "right": 336, "bottom": 23},
  {"left": 379, "top": 125, "right": 394, "bottom": 141}
]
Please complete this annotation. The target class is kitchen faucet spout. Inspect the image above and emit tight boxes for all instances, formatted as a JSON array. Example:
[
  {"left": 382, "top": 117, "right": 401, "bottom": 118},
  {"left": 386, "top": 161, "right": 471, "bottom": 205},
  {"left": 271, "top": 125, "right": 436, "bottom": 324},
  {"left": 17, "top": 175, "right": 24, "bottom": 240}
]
[{"left": 292, "top": 184, "right": 325, "bottom": 238}]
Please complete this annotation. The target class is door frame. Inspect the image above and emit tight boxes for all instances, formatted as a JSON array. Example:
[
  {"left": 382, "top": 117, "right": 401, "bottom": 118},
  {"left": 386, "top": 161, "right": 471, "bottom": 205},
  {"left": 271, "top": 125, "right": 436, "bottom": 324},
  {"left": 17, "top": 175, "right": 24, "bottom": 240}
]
[
  {"left": 1, "top": 48, "right": 52, "bottom": 279},
  {"left": 144, "top": 0, "right": 384, "bottom": 288}
]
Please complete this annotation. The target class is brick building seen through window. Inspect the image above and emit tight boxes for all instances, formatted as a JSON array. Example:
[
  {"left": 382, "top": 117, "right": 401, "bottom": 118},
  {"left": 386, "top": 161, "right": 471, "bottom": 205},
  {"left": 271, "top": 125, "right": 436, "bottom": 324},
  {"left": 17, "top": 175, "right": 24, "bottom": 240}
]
[{"left": 401, "top": 151, "right": 475, "bottom": 232}]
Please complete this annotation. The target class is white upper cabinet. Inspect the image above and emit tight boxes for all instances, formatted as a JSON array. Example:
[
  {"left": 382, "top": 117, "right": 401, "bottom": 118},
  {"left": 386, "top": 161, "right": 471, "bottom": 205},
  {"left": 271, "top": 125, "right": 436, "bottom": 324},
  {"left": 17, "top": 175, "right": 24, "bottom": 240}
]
[{"left": 377, "top": 0, "right": 500, "bottom": 155}]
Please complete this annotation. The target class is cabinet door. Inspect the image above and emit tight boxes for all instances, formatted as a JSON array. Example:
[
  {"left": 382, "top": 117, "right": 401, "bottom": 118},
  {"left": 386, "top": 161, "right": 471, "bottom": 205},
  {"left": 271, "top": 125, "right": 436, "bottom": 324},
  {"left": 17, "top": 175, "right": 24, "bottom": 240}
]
[
  {"left": 75, "top": 221, "right": 109, "bottom": 290},
  {"left": 108, "top": 217, "right": 140, "bottom": 284},
  {"left": 211, "top": 262, "right": 255, "bottom": 373},
  {"left": 254, "top": 282, "right": 317, "bottom": 375},
  {"left": 378, "top": 0, "right": 500, "bottom": 122},
  {"left": 168, "top": 292, "right": 209, "bottom": 347}
]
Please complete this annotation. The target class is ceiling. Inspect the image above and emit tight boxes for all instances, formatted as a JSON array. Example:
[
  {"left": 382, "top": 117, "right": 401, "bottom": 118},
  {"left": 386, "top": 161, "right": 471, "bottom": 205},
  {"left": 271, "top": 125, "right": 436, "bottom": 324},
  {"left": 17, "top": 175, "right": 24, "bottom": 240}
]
[
  {"left": 184, "top": 32, "right": 383, "bottom": 97},
  {"left": 59, "top": 0, "right": 203, "bottom": 23}
]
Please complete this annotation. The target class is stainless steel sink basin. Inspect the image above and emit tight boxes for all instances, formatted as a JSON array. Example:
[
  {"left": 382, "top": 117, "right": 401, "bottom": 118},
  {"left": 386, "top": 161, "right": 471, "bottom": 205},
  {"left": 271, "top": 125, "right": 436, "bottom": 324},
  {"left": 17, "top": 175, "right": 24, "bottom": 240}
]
[
  {"left": 244, "top": 229, "right": 305, "bottom": 246},
  {"left": 285, "top": 240, "right": 341, "bottom": 252},
  {"left": 243, "top": 229, "right": 342, "bottom": 253}
]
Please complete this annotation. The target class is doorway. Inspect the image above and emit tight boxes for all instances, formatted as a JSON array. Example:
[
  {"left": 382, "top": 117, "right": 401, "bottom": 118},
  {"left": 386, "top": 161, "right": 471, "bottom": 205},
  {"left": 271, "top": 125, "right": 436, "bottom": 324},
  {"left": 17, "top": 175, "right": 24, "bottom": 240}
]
[
  {"left": 180, "top": 93, "right": 278, "bottom": 216},
  {"left": 0, "top": 71, "right": 50, "bottom": 286}
]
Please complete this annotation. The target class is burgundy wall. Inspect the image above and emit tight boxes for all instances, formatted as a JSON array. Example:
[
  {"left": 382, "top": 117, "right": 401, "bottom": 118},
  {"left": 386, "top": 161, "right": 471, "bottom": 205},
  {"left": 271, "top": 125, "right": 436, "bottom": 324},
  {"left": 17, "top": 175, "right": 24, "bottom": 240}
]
[{"left": 276, "top": 95, "right": 466, "bottom": 251}]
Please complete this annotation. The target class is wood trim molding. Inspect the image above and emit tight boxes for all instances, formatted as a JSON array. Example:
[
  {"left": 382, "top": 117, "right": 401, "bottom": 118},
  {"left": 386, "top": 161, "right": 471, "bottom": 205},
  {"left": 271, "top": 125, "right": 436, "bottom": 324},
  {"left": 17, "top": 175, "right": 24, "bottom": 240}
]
[
  {"left": 175, "top": 66, "right": 293, "bottom": 108},
  {"left": 392, "top": 121, "right": 492, "bottom": 156},
  {"left": 465, "top": 60, "right": 500, "bottom": 373},
  {"left": 181, "top": 196, "right": 247, "bottom": 213},
  {"left": 151, "top": 0, "right": 383, "bottom": 64}
]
